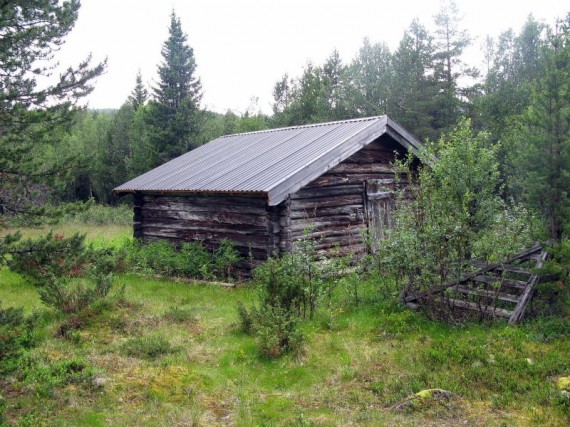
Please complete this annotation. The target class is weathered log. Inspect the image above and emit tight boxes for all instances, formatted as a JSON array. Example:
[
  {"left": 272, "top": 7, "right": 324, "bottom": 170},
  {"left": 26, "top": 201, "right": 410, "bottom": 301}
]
[
  {"left": 142, "top": 220, "right": 268, "bottom": 236},
  {"left": 288, "top": 204, "right": 364, "bottom": 220},
  {"left": 290, "top": 184, "right": 364, "bottom": 200},
  {"left": 330, "top": 164, "right": 396, "bottom": 174},
  {"left": 289, "top": 226, "right": 366, "bottom": 240},
  {"left": 143, "top": 194, "right": 267, "bottom": 207},
  {"left": 141, "top": 209, "right": 266, "bottom": 226},
  {"left": 142, "top": 227, "right": 269, "bottom": 250},
  {"left": 290, "top": 194, "right": 363, "bottom": 211},
  {"left": 288, "top": 217, "right": 365, "bottom": 233},
  {"left": 143, "top": 203, "right": 268, "bottom": 217}
]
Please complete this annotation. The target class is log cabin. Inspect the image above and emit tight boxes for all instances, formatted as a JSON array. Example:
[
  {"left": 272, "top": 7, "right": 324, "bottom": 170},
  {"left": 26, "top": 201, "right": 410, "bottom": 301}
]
[{"left": 114, "top": 115, "right": 423, "bottom": 267}]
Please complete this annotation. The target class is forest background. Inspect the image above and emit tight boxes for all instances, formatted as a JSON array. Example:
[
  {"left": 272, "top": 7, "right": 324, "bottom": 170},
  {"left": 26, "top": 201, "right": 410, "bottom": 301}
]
[{"left": 8, "top": 2, "right": 565, "bottom": 243}]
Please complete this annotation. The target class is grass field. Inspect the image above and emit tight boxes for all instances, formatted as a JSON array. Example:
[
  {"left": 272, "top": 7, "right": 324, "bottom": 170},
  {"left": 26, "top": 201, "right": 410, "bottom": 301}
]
[{"left": 1, "top": 225, "right": 569, "bottom": 426}]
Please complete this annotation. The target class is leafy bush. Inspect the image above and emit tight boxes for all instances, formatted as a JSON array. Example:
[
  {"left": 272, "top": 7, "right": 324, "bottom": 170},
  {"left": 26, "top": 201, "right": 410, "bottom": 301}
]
[
  {"left": 375, "top": 120, "right": 537, "bottom": 323},
  {"left": 238, "top": 301, "right": 305, "bottom": 358},
  {"left": 121, "top": 335, "right": 177, "bottom": 359},
  {"left": 125, "top": 238, "right": 240, "bottom": 281},
  {"left": 533, "top": 239, "right": 570, "bottom": 317},
  {"left": 212, "top": 239, "right": 242, "bottom": 279}
]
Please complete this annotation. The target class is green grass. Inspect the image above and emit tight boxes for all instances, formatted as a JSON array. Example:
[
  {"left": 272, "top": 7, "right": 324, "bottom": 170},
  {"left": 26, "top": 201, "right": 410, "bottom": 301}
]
[
  {"left": 0, "top": 223, "right": 131, "bottom": 249},
  {"left": 1, "top": 224, "right": 569, "bottom": 426}
]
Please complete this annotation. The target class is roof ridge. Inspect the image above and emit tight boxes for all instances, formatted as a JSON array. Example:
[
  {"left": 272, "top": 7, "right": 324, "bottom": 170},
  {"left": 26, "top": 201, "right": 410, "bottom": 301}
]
[{"left": 219, "top": 115, "right": 384, "bottom": 139}]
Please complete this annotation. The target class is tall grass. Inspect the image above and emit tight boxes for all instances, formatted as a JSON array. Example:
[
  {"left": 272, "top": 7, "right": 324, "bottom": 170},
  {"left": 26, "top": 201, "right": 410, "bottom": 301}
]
[{"left": 61, "top": 203, "right": 132, "bottom": 226}]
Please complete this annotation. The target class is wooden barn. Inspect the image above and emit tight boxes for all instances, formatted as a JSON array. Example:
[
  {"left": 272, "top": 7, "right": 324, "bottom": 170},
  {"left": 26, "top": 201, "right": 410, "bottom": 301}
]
[{"left": 114, "top": 115, "right": 423, "bottom": 266}]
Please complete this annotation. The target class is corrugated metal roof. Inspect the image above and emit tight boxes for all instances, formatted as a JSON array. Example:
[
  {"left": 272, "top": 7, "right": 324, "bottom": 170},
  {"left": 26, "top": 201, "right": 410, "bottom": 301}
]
[{"left": 114, "top": 115, "right": 422, "bottom": 206}]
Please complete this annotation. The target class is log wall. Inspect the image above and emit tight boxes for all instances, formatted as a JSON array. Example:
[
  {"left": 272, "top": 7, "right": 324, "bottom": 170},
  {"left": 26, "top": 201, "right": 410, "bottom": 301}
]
[
  {"left": 134, "top": 193, "right": 272, "bottom": 265},
  {"left": 276, "top": 135, "right": 407, "bottom": 256}
]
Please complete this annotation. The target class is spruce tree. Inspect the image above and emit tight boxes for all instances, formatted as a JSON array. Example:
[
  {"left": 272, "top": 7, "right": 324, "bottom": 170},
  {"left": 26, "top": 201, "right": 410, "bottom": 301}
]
[
  {"left": 147, "top": 10, "right": 202, "bottom": 162},
  {"left": 129, "top": 70, "right": 148, "bottom": 111}
]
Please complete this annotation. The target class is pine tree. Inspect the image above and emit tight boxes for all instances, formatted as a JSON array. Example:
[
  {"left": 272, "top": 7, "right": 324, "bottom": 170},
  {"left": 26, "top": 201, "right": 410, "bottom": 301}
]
[
  {"left": 0, "top": 0, "right": 105, "bottom": 220},
  {"left": 391, "top": 19, "right": 440, "bottom": 141},
  {"left": 432, "top": 0, "right": 473, "bottom": 131},
  {"left": 129, "top": 70, "right": 148, "bottom": 111},
  {"left": 348, "top": 38, "right": 393, "bottom": 117},
  {"left": 321, "top": 49, "right": 350, "bottom": 120},
  {"left": 147, "top": 10, "right": 203, "bottom": 162},
  {"left": 521, "top": 17, "right": 570, "bottom": 241}
]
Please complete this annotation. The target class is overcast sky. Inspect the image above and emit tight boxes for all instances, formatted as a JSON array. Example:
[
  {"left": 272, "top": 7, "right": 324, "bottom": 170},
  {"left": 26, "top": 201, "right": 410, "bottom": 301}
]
[{"left": 58, "top": 0, "right": 569, "bottom": 114}]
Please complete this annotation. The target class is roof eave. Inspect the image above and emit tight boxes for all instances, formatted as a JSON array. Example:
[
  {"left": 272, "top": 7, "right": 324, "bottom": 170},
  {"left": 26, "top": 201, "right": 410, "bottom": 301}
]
[{"left": 113, "top": 189, "right": 269, "bottom": 201}]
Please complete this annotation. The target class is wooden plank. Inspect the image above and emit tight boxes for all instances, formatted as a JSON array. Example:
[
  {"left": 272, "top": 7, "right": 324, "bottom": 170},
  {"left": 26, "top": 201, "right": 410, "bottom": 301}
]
[
  {"left": 304, "top": 173, "right": 403, "bottom": 189},
  {"left": 289, "top": 204, "right": 364, "bottom": 220},
  {"left": 452, "top": 286, "right": 520, "bottom": 304},
  {"left": 290, "top": 194, "right": 364, "bottom": 211},
  {"left": 143, "top": 201, "right": 267, "bottom": 215},
  {"left": 367, "top": 191, "right": 393, "bottom": 200},
  {"left": 288, "top": 216, "right": 364, "bottom": 232},
  {"left": 329, "top": 164, "right": 395, "bottom": 174},
  {"left": 142, "top": 220, "right": 268, "bottom": 235},
  {"left": 289, "top": 226, "right": 365, "bottom": 240},
  {"left": 471, "top": 275, "right": 527, "bottom": 289},
  {"left": 143, "top": 194, "right": 267, "bottom": 207},
  {"left": 509, "top": 249, "right": 549, "bottom": 325},
  {"left": 141, "top": 208, "right": 267, "bottom": 226},
  {"left": 495, "top": 265, "right": 533, "bottom": 275},
  {"left": 446, "top": 298, "right": 513, "bottom": 318},
  {"left": 290, "top": 184, "right": 364, "bottom": 200}
]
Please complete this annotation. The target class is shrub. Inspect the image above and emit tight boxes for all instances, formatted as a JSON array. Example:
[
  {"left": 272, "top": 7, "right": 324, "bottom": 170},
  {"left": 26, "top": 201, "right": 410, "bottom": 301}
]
[
  {"left": 37, "top": 274, "right": 113, "bottom": 314},
  {"left": 533, "top": 239, "right": 570, "bottom": 317},
  {"left": 7, "top": 232, "right": 119, "bottom": 314},
  {"left": 212, "top": 239, "right": 241, "bottom": 280},
  {"left": 20, "top": 356, "right": 96, "bottom": 397},
  {"left": 7, "top": 232, "right": 89, "bottom": 285},
  {"left": 253, "top": 235, "right": 327, "bottom": 320},
  {"left": 237, "top": 301, "right": 254, "bottom": 334},
  {"left": 375, "top": 120, "right": 537, "bottom": 324},
  {"left": 254, "top": 305, "right": 305, "bottom": 359},
  {"left": 0, "top": 304, "right": 37, "bottom": 370},
  {"left": 125, "top": 238, "right": 240, "bottom": 281},
  {"left": 121, "top": 335, "right": 177, "bottom": 360}
]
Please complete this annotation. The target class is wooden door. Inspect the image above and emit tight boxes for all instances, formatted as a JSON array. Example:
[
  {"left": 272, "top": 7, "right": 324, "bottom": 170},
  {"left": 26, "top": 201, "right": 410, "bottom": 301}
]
[{"left": 365, "top": 179, "right": 395, "bottom": 250}]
